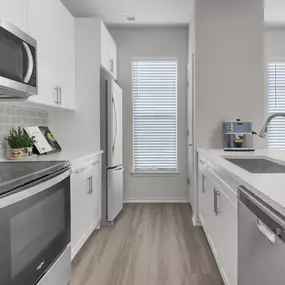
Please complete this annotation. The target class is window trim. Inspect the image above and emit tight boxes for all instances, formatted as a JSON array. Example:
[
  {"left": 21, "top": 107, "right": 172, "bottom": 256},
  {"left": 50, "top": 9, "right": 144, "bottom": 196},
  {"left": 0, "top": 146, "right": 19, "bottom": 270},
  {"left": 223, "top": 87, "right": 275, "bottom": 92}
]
[{"left": 131, "top": 58, "right": 179, "bottom": 173}]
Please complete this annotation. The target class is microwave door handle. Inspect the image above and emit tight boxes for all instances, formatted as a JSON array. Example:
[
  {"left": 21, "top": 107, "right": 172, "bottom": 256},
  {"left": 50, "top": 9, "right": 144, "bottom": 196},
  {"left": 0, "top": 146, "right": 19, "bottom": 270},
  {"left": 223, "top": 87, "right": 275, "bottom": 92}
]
[{"left": 22, "top": 42, "right": 34, "bottom": 83}]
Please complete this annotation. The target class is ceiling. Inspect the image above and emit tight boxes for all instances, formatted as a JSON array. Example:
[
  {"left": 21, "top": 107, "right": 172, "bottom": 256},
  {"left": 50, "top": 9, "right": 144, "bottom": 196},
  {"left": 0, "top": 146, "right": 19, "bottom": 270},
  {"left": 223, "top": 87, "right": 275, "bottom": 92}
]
[
  {"left": 61, "top": 0, "right": 285, "bottom": 26},
  {"left": 61, "top": 0, "right": 191, "bottom": 26}
]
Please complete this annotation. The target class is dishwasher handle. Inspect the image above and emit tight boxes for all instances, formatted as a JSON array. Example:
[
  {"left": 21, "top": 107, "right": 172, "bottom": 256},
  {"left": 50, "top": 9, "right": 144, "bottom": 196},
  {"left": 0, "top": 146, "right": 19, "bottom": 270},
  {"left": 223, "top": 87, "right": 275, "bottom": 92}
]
[
  {"left": 238, "top": 185, "right": 285, "bottom": 243},
  {"left": 256, "top": 218, "right": 276, "bottom": 245}
]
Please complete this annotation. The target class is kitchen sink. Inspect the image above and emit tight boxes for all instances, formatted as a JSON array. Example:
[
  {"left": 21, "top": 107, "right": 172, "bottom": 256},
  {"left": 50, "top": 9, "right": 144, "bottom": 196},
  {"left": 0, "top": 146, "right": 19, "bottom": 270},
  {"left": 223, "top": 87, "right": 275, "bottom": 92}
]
[{"left": 224, "top": 158, "right": 285, "bottom": 173}]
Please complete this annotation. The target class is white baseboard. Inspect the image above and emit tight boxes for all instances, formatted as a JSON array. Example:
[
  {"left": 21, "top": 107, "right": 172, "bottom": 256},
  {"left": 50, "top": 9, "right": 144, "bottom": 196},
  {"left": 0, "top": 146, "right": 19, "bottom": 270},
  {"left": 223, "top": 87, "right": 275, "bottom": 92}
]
[
  {"left": 192, "top": 215, "right": 201, "bottom": 227},
  {"left": 124, "top": 199, "right": 189, "bottom": 203}
]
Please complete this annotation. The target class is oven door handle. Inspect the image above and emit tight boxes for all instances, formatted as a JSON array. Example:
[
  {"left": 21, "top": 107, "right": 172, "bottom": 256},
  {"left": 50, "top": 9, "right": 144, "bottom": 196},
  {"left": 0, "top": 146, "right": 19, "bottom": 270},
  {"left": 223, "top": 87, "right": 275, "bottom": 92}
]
[
  {"left": 0, "top": 169, "right": 70, "bottom": 208},
  {"left": 22, "top": 42, "right": 34, "bottom": 83}
]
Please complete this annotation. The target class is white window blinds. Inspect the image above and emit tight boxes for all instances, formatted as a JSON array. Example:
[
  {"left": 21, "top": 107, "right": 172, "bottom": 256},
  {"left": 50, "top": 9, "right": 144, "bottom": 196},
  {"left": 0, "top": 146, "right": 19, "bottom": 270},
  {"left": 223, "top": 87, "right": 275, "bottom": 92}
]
[
  {"left": 268, "top": 63, "right": 285, "bottom": 148},
  {"left": 132, "top": 60, "right": 178, "bottom": 171}
]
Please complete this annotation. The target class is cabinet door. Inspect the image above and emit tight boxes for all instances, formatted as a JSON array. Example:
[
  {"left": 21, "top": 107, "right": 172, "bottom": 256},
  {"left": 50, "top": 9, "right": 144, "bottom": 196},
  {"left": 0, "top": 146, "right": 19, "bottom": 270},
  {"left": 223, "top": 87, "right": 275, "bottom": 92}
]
[
  {"left": 100, "top": 22, "right": 110, "bottom": 73},
  {"left": 109, "top": 36, "right": 117, "bottom": 79},
  {"left": 203, "top": 177, "right": 220, "bottom": 258},
  {"left": 219, "top": 189, "right": 238, "bottom": 285},
  {"left": 89, "top": 160, "right": 102, "bottom": 228},
  {"left": 100, "top": 21, "right": 117, "bottom": 79},
  {"left": 0, "top": 0, "right": 26, "bottom": 31},
  {"left": 27, "top": 0, "right": 56, "bottom": 106},
  {"left": 198, "top": 157, "right": 207, "bottom": 226},
  {"left": 54, "top": 0, "right": 75, "bottom": 110},
  {"left": 71, "top": 172, "right": 90, "bottom": 259}
]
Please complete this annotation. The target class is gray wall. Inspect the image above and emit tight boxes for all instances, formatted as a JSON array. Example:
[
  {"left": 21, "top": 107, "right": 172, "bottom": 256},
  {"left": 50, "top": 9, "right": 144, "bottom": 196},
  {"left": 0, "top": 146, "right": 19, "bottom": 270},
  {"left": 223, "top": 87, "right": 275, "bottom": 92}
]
[
  {"left": 194, "top": 0, "right": 266, "bottom": 150},
  {"left": 109, "top": 26, "right": 189, "bottom": 202},
  {"left": 190, "top": 0, "right": 266, "bottom": 222}
]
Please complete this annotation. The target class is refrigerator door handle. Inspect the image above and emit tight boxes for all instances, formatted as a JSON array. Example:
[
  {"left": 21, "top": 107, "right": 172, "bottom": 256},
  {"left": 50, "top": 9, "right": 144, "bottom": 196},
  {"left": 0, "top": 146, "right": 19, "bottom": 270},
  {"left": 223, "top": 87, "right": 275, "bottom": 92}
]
[
  {"left": 115, "top": 167, "right": 124, "bottom": 171},
  {"left": 112, "top": 95, "right": 119, "bottom": 155}
]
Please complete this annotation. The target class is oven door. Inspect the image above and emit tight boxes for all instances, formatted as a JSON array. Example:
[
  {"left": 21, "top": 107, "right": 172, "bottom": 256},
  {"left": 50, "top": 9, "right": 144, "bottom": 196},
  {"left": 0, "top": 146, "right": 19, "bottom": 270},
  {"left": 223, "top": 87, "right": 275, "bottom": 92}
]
[
  {"left": 0, "top": 169, "right": 70, "bottom": 285},
  {"left": 0, "top": 20, "right": 37, "bottom": 97}
]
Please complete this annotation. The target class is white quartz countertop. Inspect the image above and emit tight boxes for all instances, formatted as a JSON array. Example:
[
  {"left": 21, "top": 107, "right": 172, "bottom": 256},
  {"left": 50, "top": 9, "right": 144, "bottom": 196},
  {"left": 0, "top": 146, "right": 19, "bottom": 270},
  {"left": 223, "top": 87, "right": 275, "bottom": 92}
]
[
  {"left": 0, "top": 149, "right": 104, "bottom": 163},
  {"left": 198, "top": 149, "right": 285, "bottom": 216}
]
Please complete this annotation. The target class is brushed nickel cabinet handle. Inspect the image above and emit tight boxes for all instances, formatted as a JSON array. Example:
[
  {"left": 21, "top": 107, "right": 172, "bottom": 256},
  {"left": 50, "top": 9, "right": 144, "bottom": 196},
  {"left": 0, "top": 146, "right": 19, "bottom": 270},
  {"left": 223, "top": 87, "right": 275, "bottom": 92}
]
[
  {"left": 202, "top": 175, "right": 206, "bottom": 193},
  {"left": 87, "top": 176, "right": 91, "bottom": 195},
  {"left": 90, "top": 176, "right": 93, "bottom": 194},
  {"left": 59, "top": 86, "right": 62, "bottom": 105},
  {"left": 214, "top": 189, "right": 221, "bottom": 216},
  {"left": 55, "top": 86, "right": 59, "bottom": 104}
]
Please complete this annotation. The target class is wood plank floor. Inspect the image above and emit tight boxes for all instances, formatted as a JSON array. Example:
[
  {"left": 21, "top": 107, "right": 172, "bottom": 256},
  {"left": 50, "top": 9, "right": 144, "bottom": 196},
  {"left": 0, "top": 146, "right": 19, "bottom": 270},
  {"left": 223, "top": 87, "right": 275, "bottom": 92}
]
[{"left": 71, "top": 204, "right": 223, "bottom": 285}]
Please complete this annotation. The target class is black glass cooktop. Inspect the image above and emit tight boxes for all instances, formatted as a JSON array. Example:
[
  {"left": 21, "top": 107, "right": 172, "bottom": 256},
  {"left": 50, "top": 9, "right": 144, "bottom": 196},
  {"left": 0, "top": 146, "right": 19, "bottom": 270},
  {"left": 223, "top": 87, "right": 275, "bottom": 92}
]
[{"left": 0, "top": 161, "right": 70, "bottom": 196}]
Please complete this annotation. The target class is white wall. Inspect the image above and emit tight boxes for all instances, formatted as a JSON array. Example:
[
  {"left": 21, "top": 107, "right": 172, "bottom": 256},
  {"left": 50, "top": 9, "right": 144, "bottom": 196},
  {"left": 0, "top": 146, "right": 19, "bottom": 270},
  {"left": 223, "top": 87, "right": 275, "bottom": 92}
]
[
  {"left": 265, "top": 27, "right": 285, "bottom": 61},
  {"left": 188, "top": 0, "right": 196, "bottom": 205},
  {"left": 49, "top": 19, "right": 101, "bottom": 153},
  {"left": 109, "top": 27, "right": 189, "bottom": 202}
]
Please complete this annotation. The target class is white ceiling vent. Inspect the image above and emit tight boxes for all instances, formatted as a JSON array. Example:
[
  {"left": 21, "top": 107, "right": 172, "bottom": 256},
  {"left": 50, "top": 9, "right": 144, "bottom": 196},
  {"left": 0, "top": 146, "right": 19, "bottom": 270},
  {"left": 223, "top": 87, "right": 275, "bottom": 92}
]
[
  {"left": 117, "top": 15, "right": 136, "bottom": 22},
  {"left": 126, "top": 16, "right": 136, "bottom": 21}
]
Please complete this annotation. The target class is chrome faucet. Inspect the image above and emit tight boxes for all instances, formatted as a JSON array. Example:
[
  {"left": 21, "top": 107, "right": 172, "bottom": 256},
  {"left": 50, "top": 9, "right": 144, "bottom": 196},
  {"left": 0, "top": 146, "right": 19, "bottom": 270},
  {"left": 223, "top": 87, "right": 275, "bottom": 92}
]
[{"left": 259, "top": 113, "right": 285, "bottom": 138}]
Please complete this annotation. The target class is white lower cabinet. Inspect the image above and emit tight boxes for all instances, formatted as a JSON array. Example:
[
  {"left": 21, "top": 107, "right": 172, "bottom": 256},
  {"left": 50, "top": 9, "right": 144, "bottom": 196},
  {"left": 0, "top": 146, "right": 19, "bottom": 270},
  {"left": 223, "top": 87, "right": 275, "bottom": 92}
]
[
  {"left": 88, "top": 157, "right": 102, "bottom": 231},
  {"left": 71, "top": 168, "right": 90, "bottom": 259},
  {"left": 199, "top": 164, "right": 237, "bottom": 285},
  {"left": 71, "top": 154, "right": 102, "bottom": 259}
]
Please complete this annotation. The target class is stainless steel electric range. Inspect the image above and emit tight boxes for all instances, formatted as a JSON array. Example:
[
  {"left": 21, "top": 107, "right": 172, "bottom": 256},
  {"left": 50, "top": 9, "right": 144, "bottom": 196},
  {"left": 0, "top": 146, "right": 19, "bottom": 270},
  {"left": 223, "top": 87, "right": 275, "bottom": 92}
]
[{"left": 0, "top": 161, "right": 71, "bottom": 285}]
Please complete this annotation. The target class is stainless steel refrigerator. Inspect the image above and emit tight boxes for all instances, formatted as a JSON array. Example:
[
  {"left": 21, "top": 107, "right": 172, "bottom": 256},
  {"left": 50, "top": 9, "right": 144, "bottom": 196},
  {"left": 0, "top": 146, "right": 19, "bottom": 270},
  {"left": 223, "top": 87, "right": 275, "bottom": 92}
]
[{"left": 100, "top": 68, "right": 123, "bottom": 225}]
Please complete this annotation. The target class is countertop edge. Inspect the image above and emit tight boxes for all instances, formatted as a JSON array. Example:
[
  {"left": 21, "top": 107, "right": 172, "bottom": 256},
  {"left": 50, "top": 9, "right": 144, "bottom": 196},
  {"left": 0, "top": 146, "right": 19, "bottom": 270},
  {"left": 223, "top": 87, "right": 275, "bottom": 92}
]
[{"left": 197, "top": 149, "right": 285, "bottom": 217}]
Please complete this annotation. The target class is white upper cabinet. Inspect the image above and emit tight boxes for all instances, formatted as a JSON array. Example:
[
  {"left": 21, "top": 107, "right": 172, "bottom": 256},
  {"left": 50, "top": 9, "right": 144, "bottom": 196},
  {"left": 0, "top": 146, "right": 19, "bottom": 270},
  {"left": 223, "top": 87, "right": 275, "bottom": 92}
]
[
  {"left": 23, "top": 0, "right": 75, "bottom": 110},
  {"left": 0, "top": 0, "right": 27, "bottom": 31},
  {"left": 54, "top": 0, "right": 75, "bottom": 110},
  {"left": 100, "top": 21, "right": 117, "bottom": 79},
  {"left": 27, "top": 0, "right": 55, "bottom": 107}
]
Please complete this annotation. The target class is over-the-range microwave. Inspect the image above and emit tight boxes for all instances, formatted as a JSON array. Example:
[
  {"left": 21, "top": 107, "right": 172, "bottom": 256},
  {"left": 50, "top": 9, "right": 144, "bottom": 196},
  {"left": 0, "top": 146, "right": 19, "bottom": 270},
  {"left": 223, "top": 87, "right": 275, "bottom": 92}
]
[{"left": 0, "top": 20, "right": 37, "bottom": 98}]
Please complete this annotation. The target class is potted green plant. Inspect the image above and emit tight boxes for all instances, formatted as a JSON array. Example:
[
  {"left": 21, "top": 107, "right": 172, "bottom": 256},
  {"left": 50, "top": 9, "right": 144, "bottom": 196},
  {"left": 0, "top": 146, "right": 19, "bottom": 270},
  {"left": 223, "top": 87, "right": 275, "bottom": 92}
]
[{"left": 5, "top": 127, "right": 36, "bottom": 159}]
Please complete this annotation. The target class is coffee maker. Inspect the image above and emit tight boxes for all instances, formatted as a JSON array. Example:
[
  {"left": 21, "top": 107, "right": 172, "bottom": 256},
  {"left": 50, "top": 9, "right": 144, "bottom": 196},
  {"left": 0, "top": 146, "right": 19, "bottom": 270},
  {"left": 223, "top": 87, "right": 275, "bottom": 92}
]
[{"left": 223, "top": 119, "right": 255, "bottom": 151}]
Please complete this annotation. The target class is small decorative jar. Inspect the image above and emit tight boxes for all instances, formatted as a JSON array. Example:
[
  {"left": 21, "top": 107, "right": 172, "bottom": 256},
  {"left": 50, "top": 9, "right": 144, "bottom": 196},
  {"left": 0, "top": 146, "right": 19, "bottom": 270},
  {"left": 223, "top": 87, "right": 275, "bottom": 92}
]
[
  {"left": 25, "top": 147, "right": 33, "bottom": 157},
  {"left": 10, "top": 148, "right": 26, "bottom": 159}
]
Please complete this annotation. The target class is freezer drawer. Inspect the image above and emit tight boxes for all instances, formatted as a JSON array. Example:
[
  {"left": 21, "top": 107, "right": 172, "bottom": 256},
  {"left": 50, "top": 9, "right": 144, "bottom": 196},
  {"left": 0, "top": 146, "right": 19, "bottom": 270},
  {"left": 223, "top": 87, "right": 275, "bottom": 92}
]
[{"left": 107, "top": 166, "right": 123, "bottom": 222}]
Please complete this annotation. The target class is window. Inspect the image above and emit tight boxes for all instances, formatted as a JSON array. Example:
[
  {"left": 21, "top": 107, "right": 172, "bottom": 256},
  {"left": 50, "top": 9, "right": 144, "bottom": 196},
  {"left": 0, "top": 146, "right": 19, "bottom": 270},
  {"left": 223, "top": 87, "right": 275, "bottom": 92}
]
[
  {"left": 268, "top": 63, "right": 285, "bottom": 148},
  {"left": 132, "top": 60, "right": 178, "bottom": 172}
]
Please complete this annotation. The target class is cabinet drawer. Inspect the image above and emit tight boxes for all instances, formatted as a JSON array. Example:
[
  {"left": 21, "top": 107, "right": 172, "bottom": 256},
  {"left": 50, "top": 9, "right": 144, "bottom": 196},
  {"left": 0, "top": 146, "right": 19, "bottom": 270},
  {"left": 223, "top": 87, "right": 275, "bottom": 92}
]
[
  {"left": 71, "top": 163, "right": 88, "bottom": 180},
  {"left": 207, "top": 167, "right": 237, "bottom": 206}
]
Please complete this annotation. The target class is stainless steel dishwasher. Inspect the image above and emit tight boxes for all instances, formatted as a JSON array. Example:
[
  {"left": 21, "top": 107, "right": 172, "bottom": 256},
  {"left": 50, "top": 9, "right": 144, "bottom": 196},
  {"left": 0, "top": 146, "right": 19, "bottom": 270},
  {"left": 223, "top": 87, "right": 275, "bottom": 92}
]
[{"left": 238, "top": 186, "right": 285, "bottom": 285}]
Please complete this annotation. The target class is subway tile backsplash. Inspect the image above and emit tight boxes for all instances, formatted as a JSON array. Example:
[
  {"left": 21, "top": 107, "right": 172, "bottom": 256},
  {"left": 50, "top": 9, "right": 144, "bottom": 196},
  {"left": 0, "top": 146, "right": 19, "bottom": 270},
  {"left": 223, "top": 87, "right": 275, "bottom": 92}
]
[{"left": 0, "top": 103, "right": 49, "bottom": 157}]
